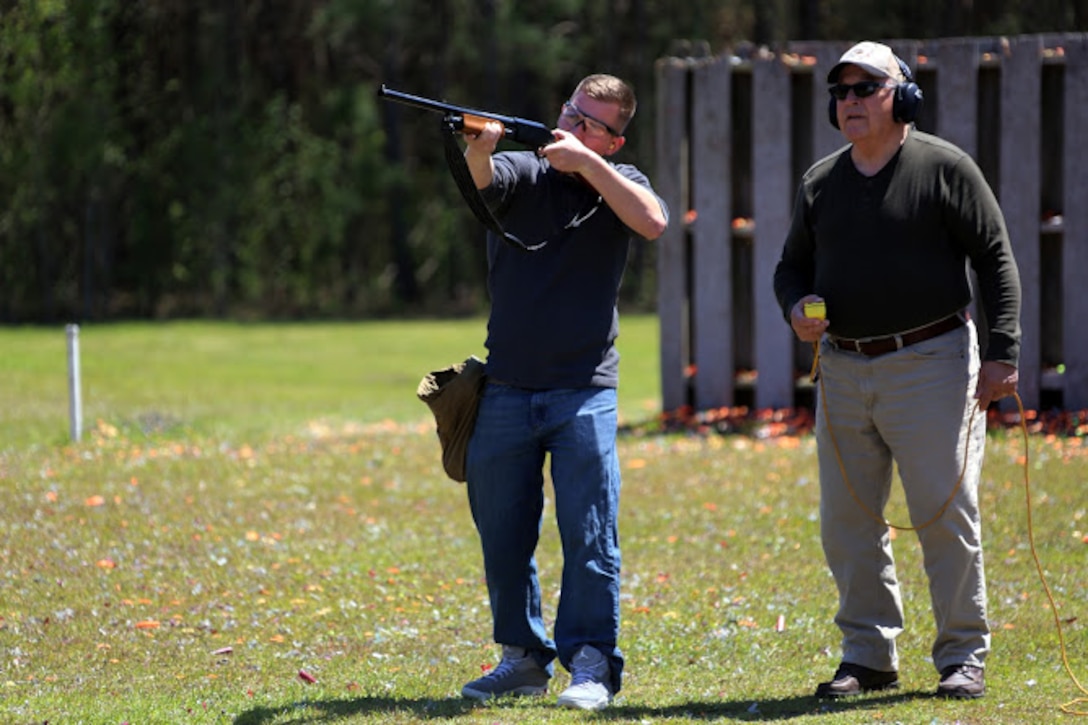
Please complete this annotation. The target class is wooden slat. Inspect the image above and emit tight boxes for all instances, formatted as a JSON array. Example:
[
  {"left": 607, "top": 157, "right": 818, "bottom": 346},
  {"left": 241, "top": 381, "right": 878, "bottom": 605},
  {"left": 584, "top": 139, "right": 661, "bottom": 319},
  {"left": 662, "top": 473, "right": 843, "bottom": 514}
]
[
  {"left": 690, "top": 57, "right": 733, "bottom": 410},
  {"left": 812, "top": 43, "right": 850, "bottom": 163},
  {"left": 934, "top": 38, "right": 985, "bottom": 343},
  {"left": 1063, "top": 35, "right": 1088, "bottom": 409},
  {"left": 654, "top": 58, "right": 690, "bottom": 412},
  {"left": 999, "top": 36, "right": 1043, "bottom": 410},
  {"left": 751, "top": 54, "right": 795, "bottom": 409},
  {"left": 935, "top": 38, "right": 980, "bottom": 156}
]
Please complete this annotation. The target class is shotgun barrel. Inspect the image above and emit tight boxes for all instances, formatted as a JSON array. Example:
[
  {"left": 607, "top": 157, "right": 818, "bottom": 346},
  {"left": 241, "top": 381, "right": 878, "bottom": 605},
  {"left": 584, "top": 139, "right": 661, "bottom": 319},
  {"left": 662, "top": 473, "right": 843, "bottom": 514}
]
[{"left": 378, "top": 85, "right": 555, "bottom": 148}]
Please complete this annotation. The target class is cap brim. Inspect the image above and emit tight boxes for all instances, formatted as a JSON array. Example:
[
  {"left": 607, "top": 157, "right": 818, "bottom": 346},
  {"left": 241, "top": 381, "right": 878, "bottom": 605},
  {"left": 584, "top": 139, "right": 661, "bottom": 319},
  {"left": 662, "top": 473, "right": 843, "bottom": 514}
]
[{"left": 827, "top": 61, "right": 893, "bottom": 84}]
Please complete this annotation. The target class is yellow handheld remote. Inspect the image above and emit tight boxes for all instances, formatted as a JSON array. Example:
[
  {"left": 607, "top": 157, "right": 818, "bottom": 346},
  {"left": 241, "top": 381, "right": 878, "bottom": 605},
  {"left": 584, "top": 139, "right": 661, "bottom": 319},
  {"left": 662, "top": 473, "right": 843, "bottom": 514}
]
[{"left": 803, "top": 301, "right": 826, "bottom": 319}]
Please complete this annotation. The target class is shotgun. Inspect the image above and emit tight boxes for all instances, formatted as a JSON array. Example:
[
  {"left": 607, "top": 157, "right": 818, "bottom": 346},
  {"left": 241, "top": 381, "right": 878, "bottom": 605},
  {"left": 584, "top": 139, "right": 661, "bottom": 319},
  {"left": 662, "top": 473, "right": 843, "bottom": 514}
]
[{"left": 378, "top": 85, "right": 555, "bottom": 148}]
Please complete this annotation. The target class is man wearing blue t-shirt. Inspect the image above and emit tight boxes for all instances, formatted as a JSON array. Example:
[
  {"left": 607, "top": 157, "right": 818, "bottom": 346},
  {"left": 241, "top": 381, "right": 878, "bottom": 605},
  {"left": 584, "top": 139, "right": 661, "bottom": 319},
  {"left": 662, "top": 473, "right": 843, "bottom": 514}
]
[{"left": 458, "top": 73, "right": 668, "bottom": 711}]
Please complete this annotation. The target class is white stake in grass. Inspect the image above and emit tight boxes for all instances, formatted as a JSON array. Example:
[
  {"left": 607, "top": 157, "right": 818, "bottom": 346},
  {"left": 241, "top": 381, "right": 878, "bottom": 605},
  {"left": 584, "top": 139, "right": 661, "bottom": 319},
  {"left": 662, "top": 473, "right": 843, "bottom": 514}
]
[{"left": 66, "top": 324, "right": 82, "bottom": 442}]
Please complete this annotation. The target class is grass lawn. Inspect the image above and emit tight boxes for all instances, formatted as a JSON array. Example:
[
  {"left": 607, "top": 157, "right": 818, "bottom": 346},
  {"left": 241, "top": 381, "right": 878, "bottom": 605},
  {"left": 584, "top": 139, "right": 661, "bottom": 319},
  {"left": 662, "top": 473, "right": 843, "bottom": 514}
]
[{"left": 1, "top": 317, "right": 1086, "bottom": 724}]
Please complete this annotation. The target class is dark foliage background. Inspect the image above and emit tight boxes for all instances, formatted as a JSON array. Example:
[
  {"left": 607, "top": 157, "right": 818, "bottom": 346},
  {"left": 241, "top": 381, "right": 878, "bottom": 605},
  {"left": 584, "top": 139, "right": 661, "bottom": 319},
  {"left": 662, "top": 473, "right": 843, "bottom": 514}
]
[{"left": 1, "top": 0, "right": 1084, "bottom": 322}]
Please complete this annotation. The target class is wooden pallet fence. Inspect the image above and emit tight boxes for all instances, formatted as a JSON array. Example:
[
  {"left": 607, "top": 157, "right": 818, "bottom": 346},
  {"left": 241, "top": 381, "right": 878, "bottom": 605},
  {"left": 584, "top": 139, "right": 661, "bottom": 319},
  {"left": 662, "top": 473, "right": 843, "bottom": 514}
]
[{"left": 654, "top": 34, "right": 1088, "bottom": 414}]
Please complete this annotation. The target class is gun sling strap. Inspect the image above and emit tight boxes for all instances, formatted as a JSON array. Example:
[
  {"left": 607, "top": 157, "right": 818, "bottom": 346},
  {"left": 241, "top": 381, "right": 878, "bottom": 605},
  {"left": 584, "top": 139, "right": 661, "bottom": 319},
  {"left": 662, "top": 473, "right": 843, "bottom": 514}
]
[{"left": 441, "top": 116, "right": 546, "bottom": 252}]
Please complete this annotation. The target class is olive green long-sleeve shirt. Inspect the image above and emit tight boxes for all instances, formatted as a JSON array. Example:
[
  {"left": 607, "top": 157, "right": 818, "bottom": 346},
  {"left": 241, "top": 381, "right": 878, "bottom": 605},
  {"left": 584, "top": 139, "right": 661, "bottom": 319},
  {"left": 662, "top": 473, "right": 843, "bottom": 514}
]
[{"left": 774, "top": 129, "right": 1021, "bottom": 366}]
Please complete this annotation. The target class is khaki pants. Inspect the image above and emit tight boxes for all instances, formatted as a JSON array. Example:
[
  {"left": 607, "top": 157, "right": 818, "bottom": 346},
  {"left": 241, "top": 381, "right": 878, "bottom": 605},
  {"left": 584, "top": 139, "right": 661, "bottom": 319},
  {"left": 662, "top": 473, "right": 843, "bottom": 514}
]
[{"left": 815, "top": 320, "right": 989, "bottom": 673}]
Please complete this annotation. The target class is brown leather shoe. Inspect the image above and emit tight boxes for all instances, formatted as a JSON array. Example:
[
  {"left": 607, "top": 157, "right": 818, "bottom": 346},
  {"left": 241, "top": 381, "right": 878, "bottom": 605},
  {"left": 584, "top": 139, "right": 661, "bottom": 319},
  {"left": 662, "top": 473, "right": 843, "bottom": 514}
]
[
  {"left": 815, "top": 662, "right": 899, "bottom": 699},
  {"left": 936, "top": 664, "right": 985, "bottom": 698}
]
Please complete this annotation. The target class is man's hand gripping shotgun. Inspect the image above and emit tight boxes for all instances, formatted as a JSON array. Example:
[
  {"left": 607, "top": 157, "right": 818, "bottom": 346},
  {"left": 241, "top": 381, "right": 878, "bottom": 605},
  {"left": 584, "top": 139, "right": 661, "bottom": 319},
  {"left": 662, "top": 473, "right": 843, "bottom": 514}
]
[
  {"left": 377, "top": 85, "right": 555, "bottom": 149},
  {"left": 377, "top": 85, "right": 554, "bottom": 251}
]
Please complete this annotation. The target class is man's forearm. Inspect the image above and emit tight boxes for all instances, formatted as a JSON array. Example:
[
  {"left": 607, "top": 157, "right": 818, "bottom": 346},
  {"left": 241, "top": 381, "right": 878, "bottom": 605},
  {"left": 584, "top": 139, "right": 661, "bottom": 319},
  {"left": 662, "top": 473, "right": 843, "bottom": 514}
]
[
  {"left": 464, "top": 148, "right": 495, "bottom": 190},
  {"left": 580, "top": 157, "right": 667, "bottom": 240}
]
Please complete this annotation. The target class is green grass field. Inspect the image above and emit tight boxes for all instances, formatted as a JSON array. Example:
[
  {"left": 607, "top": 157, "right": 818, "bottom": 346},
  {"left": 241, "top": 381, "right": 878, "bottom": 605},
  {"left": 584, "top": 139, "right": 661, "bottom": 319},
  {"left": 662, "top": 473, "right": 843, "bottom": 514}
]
[{"left": 1, "top": 318, "right": 1086, "bottom": 724}]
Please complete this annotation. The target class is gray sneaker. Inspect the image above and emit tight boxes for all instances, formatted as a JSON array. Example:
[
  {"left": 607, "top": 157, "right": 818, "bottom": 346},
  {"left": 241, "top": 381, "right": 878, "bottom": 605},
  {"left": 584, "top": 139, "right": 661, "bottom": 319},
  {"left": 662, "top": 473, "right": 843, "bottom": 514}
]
[
  {"left": 461, "top": 645, "right": 549, "bottom": 701},
  {"left": 557, "top": 645, "right": 613, "bottom": 711}
]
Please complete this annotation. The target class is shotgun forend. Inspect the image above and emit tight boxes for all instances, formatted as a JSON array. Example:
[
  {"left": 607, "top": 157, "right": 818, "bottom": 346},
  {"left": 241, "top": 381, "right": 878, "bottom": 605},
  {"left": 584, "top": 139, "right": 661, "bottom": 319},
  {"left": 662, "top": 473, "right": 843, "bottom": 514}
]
[{"left": 378, "top": 85, "right": 555, "bottom": 148}]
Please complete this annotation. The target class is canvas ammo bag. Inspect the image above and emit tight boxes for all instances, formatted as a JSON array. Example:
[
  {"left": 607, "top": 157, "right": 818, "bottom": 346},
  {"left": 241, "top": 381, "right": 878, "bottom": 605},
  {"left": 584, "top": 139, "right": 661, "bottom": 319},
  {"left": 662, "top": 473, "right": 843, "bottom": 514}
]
[{"left": 416, "top": 356, "right": 486, "bottom": 482}]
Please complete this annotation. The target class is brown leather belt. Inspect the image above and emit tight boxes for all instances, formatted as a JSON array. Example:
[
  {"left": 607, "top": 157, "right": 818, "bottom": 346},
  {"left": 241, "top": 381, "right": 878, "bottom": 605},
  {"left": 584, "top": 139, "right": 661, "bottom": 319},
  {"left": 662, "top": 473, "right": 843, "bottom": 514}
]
[{"left": 828, "top": 314, "right": 965, "bottom": 357}]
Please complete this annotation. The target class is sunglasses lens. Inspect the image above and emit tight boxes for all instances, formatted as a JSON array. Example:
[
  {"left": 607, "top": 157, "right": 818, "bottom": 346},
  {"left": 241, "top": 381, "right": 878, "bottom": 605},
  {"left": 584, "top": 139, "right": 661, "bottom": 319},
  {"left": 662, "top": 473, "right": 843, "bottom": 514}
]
[
  {"left": 855, "top": 82, "right": 879, "bottom": 98},
  {"left": 830, "top": 81, "right": 884, "bottom": 100},
  {"left": 582, "top": 119, "right": 607, "bottom": 137},
  {"left": 561, "top": 102, "right": 614, "bottom": 138}
]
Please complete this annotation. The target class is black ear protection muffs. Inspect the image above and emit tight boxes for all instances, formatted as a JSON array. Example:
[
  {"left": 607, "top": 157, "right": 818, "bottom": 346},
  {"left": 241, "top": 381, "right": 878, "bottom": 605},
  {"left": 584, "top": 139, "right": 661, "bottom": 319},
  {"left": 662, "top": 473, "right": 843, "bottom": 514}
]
[{"left": 828, "top": 56, "right": 924, "bottom": 129}]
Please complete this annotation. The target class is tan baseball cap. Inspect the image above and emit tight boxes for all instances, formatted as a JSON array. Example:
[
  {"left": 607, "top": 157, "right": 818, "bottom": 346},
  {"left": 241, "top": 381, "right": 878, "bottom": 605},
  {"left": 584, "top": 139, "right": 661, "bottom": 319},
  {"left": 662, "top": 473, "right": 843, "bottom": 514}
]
[{"left": 827, "top": 41, "right": 905, "bottom": 83}]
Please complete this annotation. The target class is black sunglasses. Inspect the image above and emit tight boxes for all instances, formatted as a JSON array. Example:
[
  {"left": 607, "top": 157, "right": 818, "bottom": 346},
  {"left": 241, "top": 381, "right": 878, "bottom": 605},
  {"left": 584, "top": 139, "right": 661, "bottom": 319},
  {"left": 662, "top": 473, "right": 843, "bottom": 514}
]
[{"left": 828, "top": 81, "right": 893, "bottom": 101}]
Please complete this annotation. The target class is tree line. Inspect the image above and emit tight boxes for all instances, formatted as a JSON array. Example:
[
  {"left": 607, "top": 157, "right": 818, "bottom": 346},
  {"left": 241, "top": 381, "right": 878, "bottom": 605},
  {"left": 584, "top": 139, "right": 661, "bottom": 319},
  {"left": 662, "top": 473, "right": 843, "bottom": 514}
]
[{"left": 1, "top": 0, "right": 1084, "bottom": 322}]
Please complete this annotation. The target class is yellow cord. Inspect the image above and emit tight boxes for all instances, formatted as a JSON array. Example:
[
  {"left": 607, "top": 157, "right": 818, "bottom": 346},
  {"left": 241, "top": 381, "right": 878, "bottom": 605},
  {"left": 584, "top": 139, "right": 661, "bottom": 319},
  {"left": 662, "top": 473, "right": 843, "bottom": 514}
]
[
  {"left": 1009, "top": 383, "right": 1088, "bottom": 715},
  {"left": 812, "top": 342, "right": 1088, "bottom": 714}
]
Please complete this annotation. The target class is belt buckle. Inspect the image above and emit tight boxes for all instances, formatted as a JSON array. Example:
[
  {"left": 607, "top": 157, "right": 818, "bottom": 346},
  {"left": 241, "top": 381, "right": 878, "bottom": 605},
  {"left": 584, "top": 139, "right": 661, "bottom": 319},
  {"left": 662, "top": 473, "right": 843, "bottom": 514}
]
[
  {"left": 848, "top": 335, "right": 877, "bottom": 354},
  {"left": 848, "top": 333, "right": 903, "bottom": 355}
]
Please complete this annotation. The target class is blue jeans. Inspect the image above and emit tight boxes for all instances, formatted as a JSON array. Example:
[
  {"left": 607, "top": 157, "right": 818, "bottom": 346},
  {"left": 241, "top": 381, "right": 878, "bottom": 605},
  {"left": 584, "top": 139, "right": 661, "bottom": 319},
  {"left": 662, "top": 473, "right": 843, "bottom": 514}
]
[{"left": 465, "top": 383, "right": 624, "bottom": 693}]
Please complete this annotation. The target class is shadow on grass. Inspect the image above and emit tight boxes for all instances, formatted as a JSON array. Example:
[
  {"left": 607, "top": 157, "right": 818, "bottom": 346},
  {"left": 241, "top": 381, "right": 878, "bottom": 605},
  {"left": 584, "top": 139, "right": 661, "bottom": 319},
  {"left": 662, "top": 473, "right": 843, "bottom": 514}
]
[
  {"left": 233, "top": 696, "right": 477, "bottom": 723},
  {"left": 603, "top": 689, "right": 928, "bottom": 720},
  {"left": 232, "top": 690, "right": 929, "bottom": 723}
]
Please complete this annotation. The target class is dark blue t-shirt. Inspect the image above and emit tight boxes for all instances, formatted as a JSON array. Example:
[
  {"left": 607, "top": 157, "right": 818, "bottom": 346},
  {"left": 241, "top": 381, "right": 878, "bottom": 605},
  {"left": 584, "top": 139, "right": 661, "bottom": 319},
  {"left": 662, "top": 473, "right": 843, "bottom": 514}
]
[{"left": 479, "top": 151, "right": 665, "bottom": 389}]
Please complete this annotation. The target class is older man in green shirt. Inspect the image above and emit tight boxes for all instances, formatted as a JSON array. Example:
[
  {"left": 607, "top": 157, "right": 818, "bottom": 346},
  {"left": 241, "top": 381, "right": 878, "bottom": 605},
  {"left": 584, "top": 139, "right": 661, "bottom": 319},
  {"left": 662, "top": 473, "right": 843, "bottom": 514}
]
[{"left": 774, "top": 40, "right": 1021, "bottom": 700}]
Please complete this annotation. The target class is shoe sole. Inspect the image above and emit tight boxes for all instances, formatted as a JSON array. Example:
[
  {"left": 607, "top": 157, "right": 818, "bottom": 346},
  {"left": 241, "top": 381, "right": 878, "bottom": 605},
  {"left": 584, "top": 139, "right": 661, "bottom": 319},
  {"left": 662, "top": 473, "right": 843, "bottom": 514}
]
[
  {"left": 557, "top": 695, "right": 611, "bottom": 711},
  {"left": 936, "top": 688, "right": 984, "bottom": 699},
  {"left": 815, "top": 681, "right": 899, "bottom": 699},
  {"left": 462, "top": 685, "right": 547, "bottom": 701}
]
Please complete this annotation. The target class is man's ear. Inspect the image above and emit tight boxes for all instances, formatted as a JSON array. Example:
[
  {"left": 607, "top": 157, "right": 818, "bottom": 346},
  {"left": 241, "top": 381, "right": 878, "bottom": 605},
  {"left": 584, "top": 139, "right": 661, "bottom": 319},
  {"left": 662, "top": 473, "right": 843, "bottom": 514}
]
[{"left": 605, "top": 136, "right": 625, "bottom": 156}]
